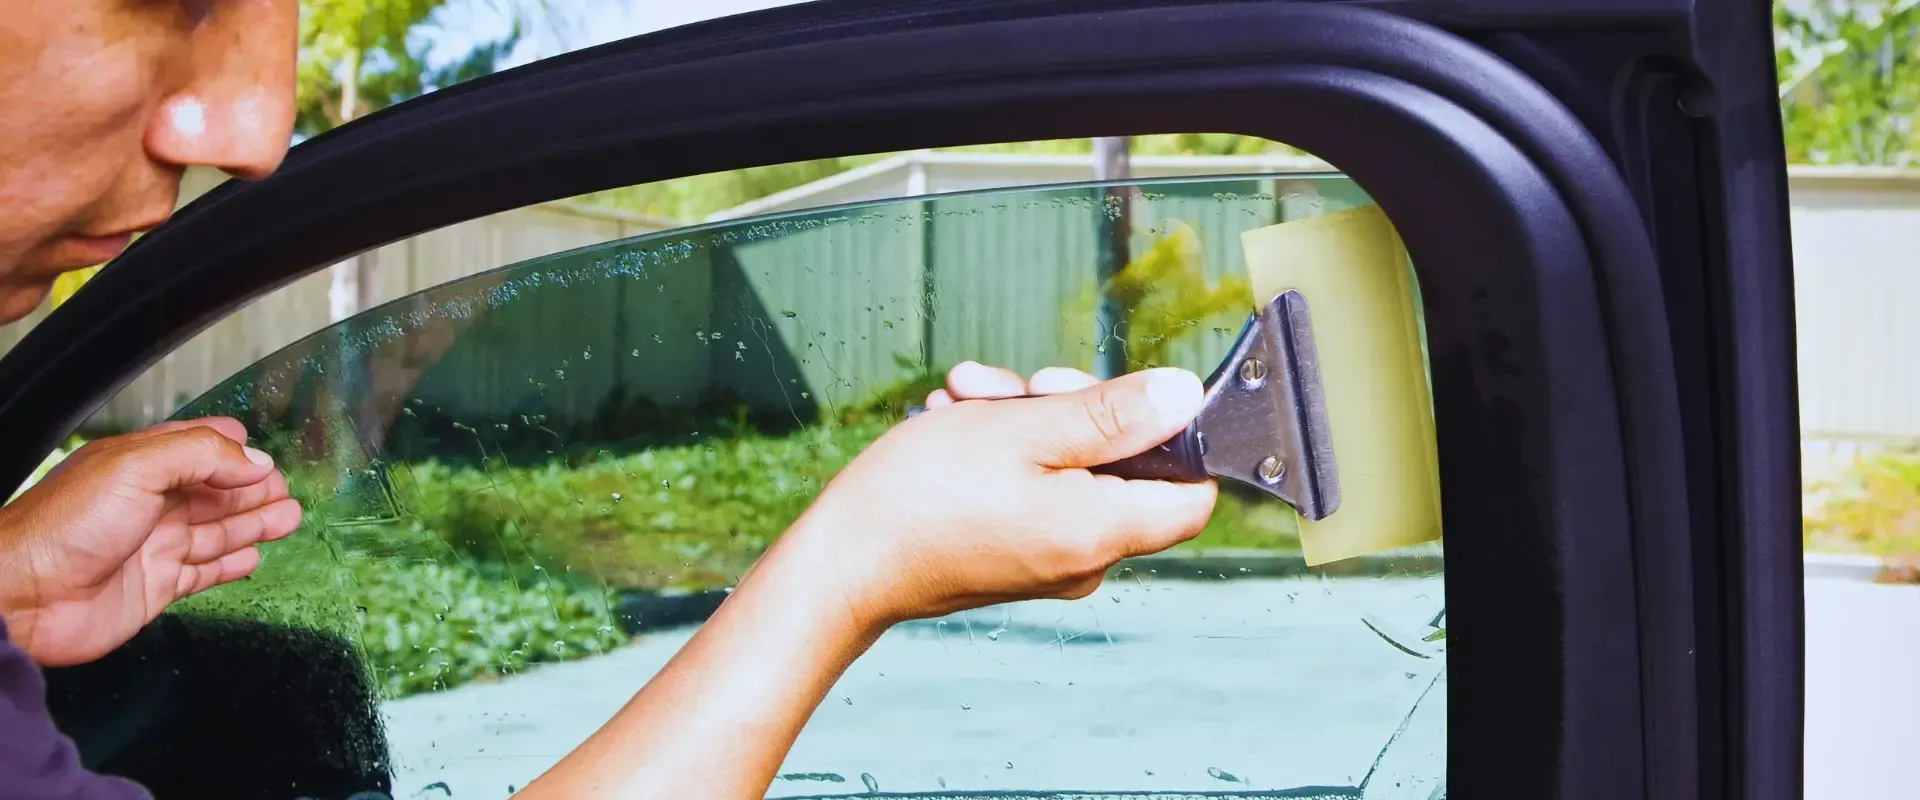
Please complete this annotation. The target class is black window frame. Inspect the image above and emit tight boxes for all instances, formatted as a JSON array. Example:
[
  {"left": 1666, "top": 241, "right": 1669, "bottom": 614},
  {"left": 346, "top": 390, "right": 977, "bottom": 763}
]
[{"left": 0, "top": 2, "right": 1798, "bottom": 798}]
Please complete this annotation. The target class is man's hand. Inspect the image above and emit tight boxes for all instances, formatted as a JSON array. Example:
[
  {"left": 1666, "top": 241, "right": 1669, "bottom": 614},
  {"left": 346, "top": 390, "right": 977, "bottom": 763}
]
[
  {"left": 773, "top": 361, "right": 1219, "bottom": 630},
  {"left": 0, "top": 418, "right": 301, "bottom": 666}
]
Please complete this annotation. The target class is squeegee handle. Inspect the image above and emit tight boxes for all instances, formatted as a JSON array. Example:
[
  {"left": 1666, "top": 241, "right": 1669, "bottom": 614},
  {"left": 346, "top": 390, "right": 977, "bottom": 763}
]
[{"left": 902, "top": 404, "right": 1209, "bottom": 484}]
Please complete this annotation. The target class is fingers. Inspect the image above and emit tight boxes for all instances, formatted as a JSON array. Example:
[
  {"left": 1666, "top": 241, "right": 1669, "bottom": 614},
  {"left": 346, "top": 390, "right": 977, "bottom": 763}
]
[
  {"left": 175, "top": 546, "right": 263, "bottom": 598},
  {"left": 1091, "top": 479, "right": 1219, "bottom": 558},
  {"left": 1027, "top": 367, "right": 1099, "bottom": 396},
  {"left": 946, "top": 361, "right": 1026, "bottom": 400},
  {"left": 182, "top": 467, "right": 290, "bottom": 524},
  {"left": 1017, "top": 368, "right": 1205, "bottom": 469},
  {"left": 114, "top": 426, "right": 277, "bottom": 494},
  {"left": 184, "top": 497, "right": 301, "bottom": 563},
  {"left": 926, "top": 363, "right": 1097, "bottom": 408},
  {"left": 123, "top": 417, "right": 250, "bottom": 444},
  {"left": 926, "top": 361, "right": 1031, "bottom": 408}
]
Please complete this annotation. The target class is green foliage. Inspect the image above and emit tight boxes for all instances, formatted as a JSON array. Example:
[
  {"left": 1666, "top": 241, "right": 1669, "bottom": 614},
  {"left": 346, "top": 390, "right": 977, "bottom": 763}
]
[
  {"left": 1805, "top": 447, "right": 1920, "bottom": 555},
  {"left": 296, "top": 0, "right": 533, "bottom": 136},
  {"left": 1062, "top": 222, "right": 1252, "bottom": 371},
  {"left": 1777, "top": 0, "right": 1920, "bottom": 165},
  {"left": 351, "top": 559, "right": 626, "bottom": 697},
  {"left": 298, "top": 0, "right": 443, "bottom": 132},
  {"left": 1192, "top": 486, "right": 1301, "bottom": 551},
  {"left": 836, "top": 353, "right": 946, "bottom": 426},
  {"left": 391, "top": 421, "right": 889, "bottom": 590}
]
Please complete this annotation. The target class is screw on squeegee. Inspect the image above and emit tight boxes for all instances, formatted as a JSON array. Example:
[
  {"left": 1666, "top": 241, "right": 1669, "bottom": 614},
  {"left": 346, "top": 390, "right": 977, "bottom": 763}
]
[
  {"left": 1239, "top": 358, "right": 1267, "bottom": 386},
  {"left": 1257, "top": 455, "right": 1285, "bottom": 484}
]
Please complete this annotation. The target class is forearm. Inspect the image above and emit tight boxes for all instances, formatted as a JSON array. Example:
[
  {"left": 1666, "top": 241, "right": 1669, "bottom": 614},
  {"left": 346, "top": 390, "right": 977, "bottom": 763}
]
[{"left": 516, "top": 524, "right": 883, "bottom": 799}]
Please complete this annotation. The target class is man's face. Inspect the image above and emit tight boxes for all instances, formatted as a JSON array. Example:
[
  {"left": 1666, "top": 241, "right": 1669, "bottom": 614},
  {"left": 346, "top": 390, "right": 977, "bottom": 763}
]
[{"left": 0, "top": 0, "right": 297, "bottom": 324}]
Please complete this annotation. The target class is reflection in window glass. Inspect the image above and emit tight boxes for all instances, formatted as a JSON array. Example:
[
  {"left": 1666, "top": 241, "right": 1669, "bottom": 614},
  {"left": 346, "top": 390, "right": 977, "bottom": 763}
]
[{"left": 50, "top": 176, "right": 1444, "bottom": 799}]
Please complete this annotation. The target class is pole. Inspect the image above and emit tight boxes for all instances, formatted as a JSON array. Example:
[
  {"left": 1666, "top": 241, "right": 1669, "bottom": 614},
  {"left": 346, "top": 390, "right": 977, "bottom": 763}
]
[{"left": 1091, "top": 136, "right": 1132, "bottom": 379}]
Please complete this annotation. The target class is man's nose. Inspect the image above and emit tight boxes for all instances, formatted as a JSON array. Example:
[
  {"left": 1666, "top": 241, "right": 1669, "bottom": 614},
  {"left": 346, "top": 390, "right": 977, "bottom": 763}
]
[{"left": 144, "top": 1, "right": 297, "bottom": 181}]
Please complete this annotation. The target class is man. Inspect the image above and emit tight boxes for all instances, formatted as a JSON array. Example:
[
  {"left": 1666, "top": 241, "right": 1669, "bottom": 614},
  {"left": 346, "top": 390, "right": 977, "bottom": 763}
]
[{"left": 0, "top": 3, "right": 1217, "bottom": 798}]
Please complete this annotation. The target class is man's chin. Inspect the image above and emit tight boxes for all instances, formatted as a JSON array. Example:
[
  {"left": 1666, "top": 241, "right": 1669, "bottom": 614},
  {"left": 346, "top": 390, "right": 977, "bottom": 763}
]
[{"left": 0, "top": 282, "right": 54, "bottom": 326}]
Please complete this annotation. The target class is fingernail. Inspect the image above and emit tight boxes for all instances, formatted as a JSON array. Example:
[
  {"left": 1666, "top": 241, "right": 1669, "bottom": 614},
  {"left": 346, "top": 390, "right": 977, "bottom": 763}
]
[
  {"left": 1143, "top": 368, "right": 1204, "bottom": 421},
  {"left": 243, "top": 446, "right": 273, "bottom": 467}
]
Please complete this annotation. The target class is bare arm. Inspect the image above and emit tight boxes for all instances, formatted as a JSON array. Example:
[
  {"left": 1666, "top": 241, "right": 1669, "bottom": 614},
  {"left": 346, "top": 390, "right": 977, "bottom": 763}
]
[
  {"left": 515, "top": 363, "right": 1218, "bottom": 799},
  {"left": 514, "top": 524, "right": 879, "bottom": 798}
]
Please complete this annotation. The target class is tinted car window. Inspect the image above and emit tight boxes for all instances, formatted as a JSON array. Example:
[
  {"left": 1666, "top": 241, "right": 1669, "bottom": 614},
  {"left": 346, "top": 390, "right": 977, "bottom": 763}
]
[{"left": 56, "top": 175, "right": 1446, "bottom": 799}]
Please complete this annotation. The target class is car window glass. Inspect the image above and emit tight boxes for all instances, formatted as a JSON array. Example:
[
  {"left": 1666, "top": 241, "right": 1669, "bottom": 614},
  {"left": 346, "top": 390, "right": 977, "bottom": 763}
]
[{"left": 52, "top": 175, "right": 1446, "bottom": 800}]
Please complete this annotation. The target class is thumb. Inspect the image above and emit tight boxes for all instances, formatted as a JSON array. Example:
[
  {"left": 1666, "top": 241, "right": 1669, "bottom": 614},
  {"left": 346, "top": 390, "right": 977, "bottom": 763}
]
[
  {"left": 114, "top": 427, "right": 277, "bottom": 494},
  {"left": 1020, "top": 368, "right": 1204, "bottom": 469}
]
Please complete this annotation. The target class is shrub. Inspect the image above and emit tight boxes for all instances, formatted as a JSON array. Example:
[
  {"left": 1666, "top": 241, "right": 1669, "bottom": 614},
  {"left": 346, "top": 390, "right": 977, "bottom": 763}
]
[
  {"left": 837, "top": 353, "right": 946, "bottom": 426},
  {"left": 1060, "top": 222, "right": 1252, "bottom": 371},
  {"left": 1805, "top": 447, "right": 1920, "bottom": 558},
  {"left": 394, "top": 421, "right": 889, "bottom": 591},
  {"left": 351, "top": 560, "right": 627, "bottom": 697}
]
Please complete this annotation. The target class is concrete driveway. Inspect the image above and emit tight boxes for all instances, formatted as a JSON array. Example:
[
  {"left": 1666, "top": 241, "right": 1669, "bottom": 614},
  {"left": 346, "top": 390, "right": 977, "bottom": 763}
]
[{"left": 381, "top": 575, "right": 1447, "bottom": 799}]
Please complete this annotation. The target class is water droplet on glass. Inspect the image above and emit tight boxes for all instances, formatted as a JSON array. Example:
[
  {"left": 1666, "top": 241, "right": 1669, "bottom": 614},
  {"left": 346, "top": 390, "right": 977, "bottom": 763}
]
[
  {"left": 710, "top": 332, "right": 723, "bottom": 340},
  {"left": 582, "top": 347, "right": 592, "bottom": 360},
  {"left": 652, "top": 334, "right": 663, "bottom": 344},
  {"left": 960, "top": 703, "right": 972, "bottom": 711},
  {"left": 611, "top": 493, "right": 622, "bottom": 502},
  {"left": 882, "top": 320, "right": 895, "bottom": 330},
  {"left": 800, "top": 392, "right": 811, "bottom": 399},
  {"left": 1005, "top": 761, "right": 1014, "bottom": 770},
  {"left": 781, "top": 310, "right": 798, "bottom": 319},
  {"left": 552, "top": 368, "right": 566, "bottom": 379},
  {"left": 843, "top": 696, "right": 853, "bottom": 705},
  {"left": 1208, "top": 767, "right": 1242, "bottom": 783},
  {"left": 860, "top": 773, "right": 879, "bottom": 793},
  {"left": 632, "top": 348, "right": 641, "bottom": 356}
]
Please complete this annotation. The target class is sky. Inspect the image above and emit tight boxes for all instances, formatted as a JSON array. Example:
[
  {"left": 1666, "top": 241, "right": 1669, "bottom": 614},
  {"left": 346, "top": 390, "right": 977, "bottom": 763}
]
[{"left": 421, "top": 0, "right": 812, "bottom": 72}]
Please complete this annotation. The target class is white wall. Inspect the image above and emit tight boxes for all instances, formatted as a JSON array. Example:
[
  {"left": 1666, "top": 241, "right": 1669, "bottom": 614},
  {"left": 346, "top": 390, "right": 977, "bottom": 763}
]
[{"left": 1790, "top": 167, "right": 1920, "bottom": 443}]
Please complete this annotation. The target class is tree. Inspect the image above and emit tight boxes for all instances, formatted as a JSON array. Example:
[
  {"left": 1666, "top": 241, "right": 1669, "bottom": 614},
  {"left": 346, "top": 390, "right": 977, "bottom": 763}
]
[
  {"left": 1776, "top": 0, "right": 1920, "bottom": 165},
  {"left": 296, "top": 1, "right": 531, "bottom": 137},
  {"left": 297, "top": 0, "right": 444, "bottom": 135}
]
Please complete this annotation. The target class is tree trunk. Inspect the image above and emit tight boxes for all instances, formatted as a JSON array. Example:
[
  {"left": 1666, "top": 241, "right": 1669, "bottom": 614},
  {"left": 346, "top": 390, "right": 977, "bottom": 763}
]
[
  {"left": 329, "top": 49, "right": 368, "bottom": 324},
  {"left": 1091, "top": 136, "right": 1133, "bottom": 379}
]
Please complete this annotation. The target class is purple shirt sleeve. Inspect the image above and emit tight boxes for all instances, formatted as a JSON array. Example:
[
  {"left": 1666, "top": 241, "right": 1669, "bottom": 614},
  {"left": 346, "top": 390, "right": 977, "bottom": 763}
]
[{"left": 0, "top": 619, "right": 150, "bottom": 799}]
